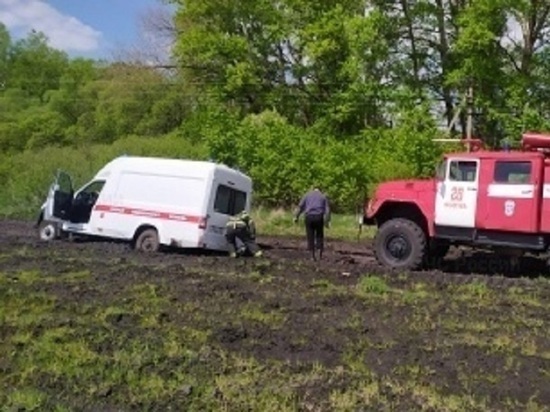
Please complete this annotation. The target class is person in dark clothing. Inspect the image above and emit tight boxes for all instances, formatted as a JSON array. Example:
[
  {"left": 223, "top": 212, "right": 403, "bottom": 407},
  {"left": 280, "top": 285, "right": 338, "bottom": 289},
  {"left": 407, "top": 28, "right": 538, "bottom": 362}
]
[
  {"left": 225, "top": 211, "right": 263, "bottom": 258},
  {"left": 293, "top": 187, "right": 331, "bottom": 260}
]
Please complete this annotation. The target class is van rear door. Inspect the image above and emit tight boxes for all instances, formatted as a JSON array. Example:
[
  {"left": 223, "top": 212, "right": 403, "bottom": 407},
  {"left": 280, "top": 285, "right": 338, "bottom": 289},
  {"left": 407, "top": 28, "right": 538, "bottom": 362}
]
[{"left": 209, "top": 183, "right": 248, "bottom": 249}]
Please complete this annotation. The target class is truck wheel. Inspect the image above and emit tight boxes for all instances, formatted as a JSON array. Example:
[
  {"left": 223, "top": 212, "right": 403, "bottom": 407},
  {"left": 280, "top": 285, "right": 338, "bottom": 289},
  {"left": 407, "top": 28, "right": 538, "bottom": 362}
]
[
  {"left": 374, "top": 218, "right": 426, "bottom": 270},
  {"left": 38, "top": 220, "right": 58, "bottom": 241},
  {"left": 135, "top": 228, "right": 160, "bottom": 253}
]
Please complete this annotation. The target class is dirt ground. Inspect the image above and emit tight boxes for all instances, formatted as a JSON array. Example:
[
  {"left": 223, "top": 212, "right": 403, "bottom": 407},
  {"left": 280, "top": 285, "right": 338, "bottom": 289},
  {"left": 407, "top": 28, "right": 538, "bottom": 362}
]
[{"left": 1, "top": 219, "right": 550, "bottom": 410}]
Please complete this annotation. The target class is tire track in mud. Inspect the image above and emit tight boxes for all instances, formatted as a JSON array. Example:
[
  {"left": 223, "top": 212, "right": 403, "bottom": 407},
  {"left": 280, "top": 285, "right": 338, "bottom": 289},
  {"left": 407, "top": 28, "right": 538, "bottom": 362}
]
[
  {"left": 1, "top": 219, "right": 549, "bottom": 282},
  {"left": 258, "top": 234, "right": 550, "bottom": 282},
  {"left": 258, "top": 235, "right": 377, "bottom": 267}
]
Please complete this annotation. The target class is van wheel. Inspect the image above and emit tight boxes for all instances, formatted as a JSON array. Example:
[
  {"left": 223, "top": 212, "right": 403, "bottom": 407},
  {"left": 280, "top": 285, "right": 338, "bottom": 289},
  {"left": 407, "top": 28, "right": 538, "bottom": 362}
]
[
  {"left": 38, "top": 220, "right": 58, "bottom": 241},
  {"left": 374, "top": 218, "right": 426, "bottom": 270},
  {"left": 135, "top": 228, "right": 160, "bottom": 253}
]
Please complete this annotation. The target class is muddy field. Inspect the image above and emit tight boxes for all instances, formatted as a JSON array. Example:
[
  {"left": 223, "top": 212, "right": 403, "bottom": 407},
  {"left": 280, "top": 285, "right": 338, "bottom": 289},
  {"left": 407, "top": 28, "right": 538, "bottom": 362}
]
[{"left": 1, "top": 219, "right": 550, "bottom": 411}]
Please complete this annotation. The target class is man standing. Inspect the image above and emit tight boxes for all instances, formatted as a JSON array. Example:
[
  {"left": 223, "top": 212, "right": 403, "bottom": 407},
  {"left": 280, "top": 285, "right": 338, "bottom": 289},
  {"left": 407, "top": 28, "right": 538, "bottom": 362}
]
[
  {"left": 225, "top": 210, "right": 263, "bottom": 258},
  {"left": 293, "top": 187, "right": 330, "bottom": 260}
]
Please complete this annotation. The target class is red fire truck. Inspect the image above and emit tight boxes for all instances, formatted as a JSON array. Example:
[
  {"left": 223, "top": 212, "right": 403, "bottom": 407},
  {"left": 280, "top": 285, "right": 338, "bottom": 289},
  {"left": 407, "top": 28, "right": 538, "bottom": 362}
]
[{"left": 362, "top": 132, "right": 550, "bottom": 270}]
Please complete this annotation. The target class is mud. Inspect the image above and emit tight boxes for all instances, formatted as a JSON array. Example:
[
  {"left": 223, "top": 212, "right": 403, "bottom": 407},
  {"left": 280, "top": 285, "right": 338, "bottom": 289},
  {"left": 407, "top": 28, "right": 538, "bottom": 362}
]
[{"left": 1, "top": 219, "right": 550, "bottom": 410}]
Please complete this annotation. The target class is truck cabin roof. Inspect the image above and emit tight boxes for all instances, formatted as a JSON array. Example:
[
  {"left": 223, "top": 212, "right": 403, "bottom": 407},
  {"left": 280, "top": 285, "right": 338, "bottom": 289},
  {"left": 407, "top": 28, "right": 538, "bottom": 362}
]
[
  {"left": 443, "top": 133, "right": 550, "bottom": 161},
  {"left": 443, "top": 151, "right": 545, "bottom": 161}
]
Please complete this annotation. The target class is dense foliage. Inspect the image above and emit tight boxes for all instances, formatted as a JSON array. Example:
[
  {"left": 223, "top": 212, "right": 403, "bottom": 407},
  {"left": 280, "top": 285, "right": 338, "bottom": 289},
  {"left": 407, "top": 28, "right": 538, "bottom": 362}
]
[{"left": 3, "top": 0, "right": 550, "bottom": 215}]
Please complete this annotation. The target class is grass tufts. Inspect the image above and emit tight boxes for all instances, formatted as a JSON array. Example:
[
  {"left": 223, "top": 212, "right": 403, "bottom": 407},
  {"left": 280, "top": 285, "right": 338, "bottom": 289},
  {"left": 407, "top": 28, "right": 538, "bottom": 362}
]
[{"left": 356, "top": 275, "right": 391, "bottom": 297}]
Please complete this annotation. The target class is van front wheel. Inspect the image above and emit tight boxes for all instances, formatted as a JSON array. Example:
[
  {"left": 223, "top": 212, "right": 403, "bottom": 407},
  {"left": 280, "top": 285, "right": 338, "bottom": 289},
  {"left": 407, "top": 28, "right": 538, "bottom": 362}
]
[
  {"left": 38, "top": 220, "right": 58, "bottom": 241},
  {"left": 135, "top": 228, "right": 160, "bottom": 253}
]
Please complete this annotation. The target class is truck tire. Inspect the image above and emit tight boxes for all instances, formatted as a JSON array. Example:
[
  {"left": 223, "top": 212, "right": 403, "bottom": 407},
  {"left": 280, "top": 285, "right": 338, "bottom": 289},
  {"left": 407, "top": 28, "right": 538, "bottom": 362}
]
[
  {"left": 38, "top": 220, "right": 58, "bottom": 241},
  {"left": 135, "top": 228, "right": 160, "bottom": 253},
  {"left": 374, "top": 218, "right": 426, "bottom": 270}
]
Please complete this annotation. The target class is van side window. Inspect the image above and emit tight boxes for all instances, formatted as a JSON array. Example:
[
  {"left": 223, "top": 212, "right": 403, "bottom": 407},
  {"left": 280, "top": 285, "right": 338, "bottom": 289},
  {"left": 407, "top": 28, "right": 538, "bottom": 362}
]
[
  {"left": 82, "top": 180, "right": 105, "bottom": 196},
  {"left": 214, "top": 185, "right": 247, "bottom": 215},
  {"left": 76, "top": 180, "right": 105, "bottom": 203},
  {"left": 494, "top": 161, "right": 531, "bottom": 184},
  {"left": 448, "top": 160, "right": 477, "bottom": 182}
]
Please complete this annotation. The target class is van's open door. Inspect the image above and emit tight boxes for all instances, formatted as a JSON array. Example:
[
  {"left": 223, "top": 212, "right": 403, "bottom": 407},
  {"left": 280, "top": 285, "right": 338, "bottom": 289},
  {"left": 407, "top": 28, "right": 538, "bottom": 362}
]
[
  {"left": 44, "top": 170, "right": 74, "bottom": 221},
  {"left": 210, "top": 183, "right": 249, "bottom": 249}
]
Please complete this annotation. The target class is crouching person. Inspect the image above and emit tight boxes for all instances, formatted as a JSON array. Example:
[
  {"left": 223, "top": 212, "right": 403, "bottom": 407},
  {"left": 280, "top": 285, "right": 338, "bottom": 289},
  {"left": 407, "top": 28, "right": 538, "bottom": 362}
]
[{"left": 225, "top": 211, "right": 263, "bottom": 258}]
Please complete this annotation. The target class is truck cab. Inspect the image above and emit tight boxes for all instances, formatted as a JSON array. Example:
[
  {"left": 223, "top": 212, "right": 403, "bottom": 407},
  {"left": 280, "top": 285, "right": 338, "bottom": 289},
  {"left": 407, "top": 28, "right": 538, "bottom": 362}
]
[{"left": 363, "top": 132, "right": 550, "bottom": 270}]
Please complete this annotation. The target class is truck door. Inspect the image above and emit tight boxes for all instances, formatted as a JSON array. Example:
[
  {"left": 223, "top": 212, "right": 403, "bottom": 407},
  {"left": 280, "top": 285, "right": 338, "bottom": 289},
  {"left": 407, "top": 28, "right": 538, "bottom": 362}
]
[
  {"left": 434, "top": 158, "right": 479, "bottom": 228},
  {"left": 481, "top": 159, "right": 541, "bottom": 232}
]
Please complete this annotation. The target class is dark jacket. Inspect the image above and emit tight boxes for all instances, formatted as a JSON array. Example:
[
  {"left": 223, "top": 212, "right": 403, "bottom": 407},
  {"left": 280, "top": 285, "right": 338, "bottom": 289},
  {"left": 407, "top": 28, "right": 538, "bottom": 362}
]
[{"left": 294, "top": 189, "right": 330, "bottom": 222}]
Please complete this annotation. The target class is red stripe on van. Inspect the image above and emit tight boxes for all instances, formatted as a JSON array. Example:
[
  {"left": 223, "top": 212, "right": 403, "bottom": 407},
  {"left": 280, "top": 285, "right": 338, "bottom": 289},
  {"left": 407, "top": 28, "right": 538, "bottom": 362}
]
[{"left": 94, "top": 204, "right": 203, "bottom": 223}]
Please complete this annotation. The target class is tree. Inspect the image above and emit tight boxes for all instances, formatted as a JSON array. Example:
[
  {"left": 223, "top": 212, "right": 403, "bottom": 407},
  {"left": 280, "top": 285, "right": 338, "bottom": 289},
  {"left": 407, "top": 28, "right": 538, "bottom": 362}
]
[
  {"left": 0, "top": 23, "right": 10, "bottom": 91},
  {"left": 7, "top": 31, "right": 68, "bottom": 103}
]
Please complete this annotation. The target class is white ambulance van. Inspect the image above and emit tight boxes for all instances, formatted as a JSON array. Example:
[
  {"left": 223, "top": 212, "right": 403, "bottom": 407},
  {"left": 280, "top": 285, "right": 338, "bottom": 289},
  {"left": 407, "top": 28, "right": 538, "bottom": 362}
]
[{"left": 36, "top": 156, "right": 253, "bottom": 253}]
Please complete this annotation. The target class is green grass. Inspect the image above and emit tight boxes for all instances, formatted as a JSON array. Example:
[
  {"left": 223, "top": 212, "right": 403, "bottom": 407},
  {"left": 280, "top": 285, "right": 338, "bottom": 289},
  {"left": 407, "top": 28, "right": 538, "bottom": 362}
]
[
  {"left": 1, "top": 247, "right": 550, "bottom": 410},
  {"left": 355, "top": 275, "right": 392, "bottom": 300},
  {"left": 239, "top": 302, "right": 287, "bottom": 327},
  {"left": 251, "top": 206, "right": 375, "bottom": 240}
]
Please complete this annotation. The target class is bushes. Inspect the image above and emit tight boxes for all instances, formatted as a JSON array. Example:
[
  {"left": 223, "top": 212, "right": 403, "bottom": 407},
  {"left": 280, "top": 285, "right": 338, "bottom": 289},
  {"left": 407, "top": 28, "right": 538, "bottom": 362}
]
[
  {"left": 0, "top": 134, "right": 208, "bottom": 218},
  {"left": 204, "top": 110, "right": 370, "bottom": 211},
  {"left": 205, "top": 108, "right": 442, "bottom": 212},
  {"left": 0, "top": 106, "right": 443, "bottom": 218},
  {"left": 364, "top": 107, "right": 443, "bottom": 187}
]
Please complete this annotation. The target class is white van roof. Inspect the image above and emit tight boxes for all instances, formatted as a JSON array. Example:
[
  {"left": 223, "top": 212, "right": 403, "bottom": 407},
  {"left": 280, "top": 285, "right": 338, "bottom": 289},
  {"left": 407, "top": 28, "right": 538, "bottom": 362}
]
[{"left": 93, "top": 155, "right": 250, "bottom": 181}]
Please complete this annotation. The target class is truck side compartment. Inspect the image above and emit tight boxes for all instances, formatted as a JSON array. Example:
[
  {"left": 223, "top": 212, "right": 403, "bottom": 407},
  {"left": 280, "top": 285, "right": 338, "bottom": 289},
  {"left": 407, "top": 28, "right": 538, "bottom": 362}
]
[{"left": 540, "top": 160, "right": 550, "bottom": 233}]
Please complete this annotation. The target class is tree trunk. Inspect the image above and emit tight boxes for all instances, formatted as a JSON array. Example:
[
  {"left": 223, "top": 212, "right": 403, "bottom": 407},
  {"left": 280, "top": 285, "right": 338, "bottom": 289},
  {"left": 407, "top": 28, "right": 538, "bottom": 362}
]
[{"left": 435, "top": 0, "right": 455, "bottom": 128}]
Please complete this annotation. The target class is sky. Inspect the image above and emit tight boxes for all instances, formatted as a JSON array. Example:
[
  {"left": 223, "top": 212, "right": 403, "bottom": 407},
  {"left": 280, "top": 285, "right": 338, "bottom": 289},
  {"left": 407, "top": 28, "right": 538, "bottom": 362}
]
[
  {"left": 0, "top": 0, "right": 525, "bottom": 62},
  {"left": 0, "top": 0, "right": 173, "bottom": 60}
]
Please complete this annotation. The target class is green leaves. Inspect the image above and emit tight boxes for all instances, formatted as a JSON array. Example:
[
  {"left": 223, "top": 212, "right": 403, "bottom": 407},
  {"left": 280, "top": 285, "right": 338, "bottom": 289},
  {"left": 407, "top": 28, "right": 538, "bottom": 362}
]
[
  {"left": 7, "top": 31, "right": 68, "bottom": 103},
  {"left": 199, "top": 106, "right": 441, "bottom": 212},
  {"left": 5, "top": 0, "right": 550, "bottom": 215}
]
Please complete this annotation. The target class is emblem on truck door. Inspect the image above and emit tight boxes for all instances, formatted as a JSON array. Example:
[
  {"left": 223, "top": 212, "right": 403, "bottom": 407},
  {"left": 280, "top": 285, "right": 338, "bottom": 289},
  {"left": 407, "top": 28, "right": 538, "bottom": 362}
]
[{"left": 504, "top": 200, "right": 515, "bottom": 217}]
